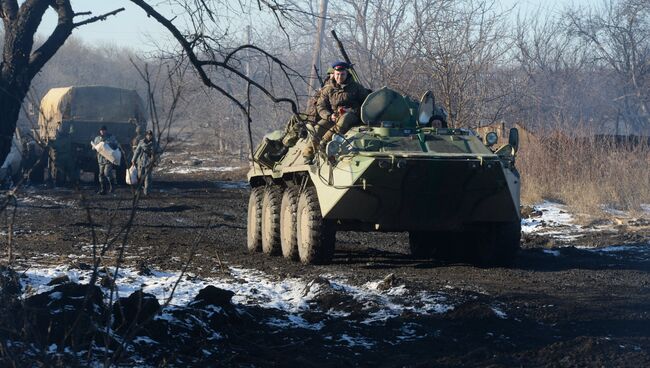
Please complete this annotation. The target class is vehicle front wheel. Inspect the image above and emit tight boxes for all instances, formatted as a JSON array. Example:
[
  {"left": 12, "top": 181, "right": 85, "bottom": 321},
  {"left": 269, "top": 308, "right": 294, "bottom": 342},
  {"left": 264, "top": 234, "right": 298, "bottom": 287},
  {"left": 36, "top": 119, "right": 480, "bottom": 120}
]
[
  {"left": 247, "top": 186, "right": 265, "bottom": 253},
  {"left": 296, "top": 186, "right": 335, "bottom": 265}
]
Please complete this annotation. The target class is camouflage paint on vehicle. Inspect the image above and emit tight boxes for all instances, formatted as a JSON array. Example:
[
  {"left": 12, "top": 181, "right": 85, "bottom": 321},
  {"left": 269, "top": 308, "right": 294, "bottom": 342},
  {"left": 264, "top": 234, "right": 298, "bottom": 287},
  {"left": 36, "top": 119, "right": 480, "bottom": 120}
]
[{"left": 248, "top": 87, "right": 521, "bottom": 265}]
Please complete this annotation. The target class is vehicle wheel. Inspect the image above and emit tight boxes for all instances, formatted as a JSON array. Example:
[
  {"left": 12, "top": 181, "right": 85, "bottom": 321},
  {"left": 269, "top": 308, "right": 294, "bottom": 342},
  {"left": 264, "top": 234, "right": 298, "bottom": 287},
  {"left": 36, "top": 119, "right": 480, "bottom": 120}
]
[
  {"left": 280, "top": 186, "right": 299, "bottom": 260},
  {"left": 408, "top": 231, "right": 433, "bottom": 258},
  {"left": 409, "top": 231, "right": 461, "bottom": 261},
  {"left": 261, "top": 186, "right": 283, "bottom": 255},
  {"left": 475, "top": 221, "right": 521, "bottom": 267},
  {"left": 247, "top": 186, "right": 265, "bottom": 253},
  {"left": 296, "top": 186, "right": 335, "bottom": 265}
]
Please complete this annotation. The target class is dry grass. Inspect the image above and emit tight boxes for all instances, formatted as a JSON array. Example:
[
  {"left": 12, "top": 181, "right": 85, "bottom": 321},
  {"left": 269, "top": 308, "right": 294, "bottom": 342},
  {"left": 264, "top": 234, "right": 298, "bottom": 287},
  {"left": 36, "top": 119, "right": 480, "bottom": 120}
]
[{"left": 518, "top": 130, "right": 650, "bottom": 215}]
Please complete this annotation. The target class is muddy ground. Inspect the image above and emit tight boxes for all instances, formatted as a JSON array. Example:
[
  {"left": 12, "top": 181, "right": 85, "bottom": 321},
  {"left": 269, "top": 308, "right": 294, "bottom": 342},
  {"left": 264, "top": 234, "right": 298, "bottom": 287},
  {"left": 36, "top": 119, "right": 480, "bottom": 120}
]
[{"left": 2, "top": 152, "right": 650, "bottom": 367}]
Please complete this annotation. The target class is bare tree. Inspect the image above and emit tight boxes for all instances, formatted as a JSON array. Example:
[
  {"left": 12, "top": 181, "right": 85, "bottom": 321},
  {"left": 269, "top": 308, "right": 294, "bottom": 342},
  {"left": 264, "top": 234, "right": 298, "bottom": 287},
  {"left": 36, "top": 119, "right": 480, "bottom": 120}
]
[
  {"left": 567, "top": 0, "right": 650, "bottom": 133},
  {"left": 328, "top": 0, "right": 451, "bottom": 90},
  {"left": 0, "top": 1, "right": 124, "bottom": 164},
  {"left": 417, "top": 0, "right": 513, "bottom": 128}
]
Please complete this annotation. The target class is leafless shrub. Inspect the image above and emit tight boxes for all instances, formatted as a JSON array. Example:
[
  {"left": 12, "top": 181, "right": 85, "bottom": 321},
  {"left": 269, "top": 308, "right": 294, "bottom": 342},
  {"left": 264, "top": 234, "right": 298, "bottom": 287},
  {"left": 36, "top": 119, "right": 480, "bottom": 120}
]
[{"left": 519, "top": 126, "right": 650, "bottom": 213}]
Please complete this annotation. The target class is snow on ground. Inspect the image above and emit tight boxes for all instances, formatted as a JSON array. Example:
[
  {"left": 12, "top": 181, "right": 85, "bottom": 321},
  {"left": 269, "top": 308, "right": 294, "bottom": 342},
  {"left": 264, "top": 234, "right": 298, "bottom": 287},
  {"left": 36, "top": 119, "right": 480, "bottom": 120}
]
[
  {"left": 163, "top": 166, "right": 241, "bottom": 175},
  {"left": 20, "top": 265, "right": 457, "bottom": 330},
  {"left": 523, "top": 201, "right": 650, "bottom": 258},
  {"left": 521, "top": 201, "right": 579, "bottom": 235},
  {"left": 641, "top": 204, "right": 650, "bottom": 214},
  {"left": 17, "top": 192, "right": 78, "bottom": 208}
]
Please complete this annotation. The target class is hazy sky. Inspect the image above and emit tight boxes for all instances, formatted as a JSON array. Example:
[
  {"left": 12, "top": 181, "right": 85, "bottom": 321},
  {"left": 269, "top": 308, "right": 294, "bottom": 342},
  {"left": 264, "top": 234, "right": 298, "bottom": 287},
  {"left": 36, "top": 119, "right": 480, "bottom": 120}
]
[{"left": 39, "top": 0, "right": 593, "bottom": 51}]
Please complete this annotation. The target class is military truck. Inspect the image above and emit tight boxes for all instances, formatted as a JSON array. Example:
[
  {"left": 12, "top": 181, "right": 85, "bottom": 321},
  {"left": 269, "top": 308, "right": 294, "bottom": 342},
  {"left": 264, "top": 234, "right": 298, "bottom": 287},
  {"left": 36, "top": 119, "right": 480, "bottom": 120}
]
[
  {"left": 38, "top": 86, "right": 147, "bottom": 184},
  {"left": 247, "top": 87, "right": 521, "bottom": 266}
]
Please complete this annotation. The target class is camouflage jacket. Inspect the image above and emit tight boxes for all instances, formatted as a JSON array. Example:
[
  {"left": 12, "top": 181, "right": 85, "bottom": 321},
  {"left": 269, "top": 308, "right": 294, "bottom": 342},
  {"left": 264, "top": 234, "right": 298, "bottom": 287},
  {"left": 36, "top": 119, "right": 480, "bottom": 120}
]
[
  {"left": 316, "top": 77, "right": 369, "bottom": 122},
  {"left": 132, "top": 138, "right": 159, "bottom": 169}
]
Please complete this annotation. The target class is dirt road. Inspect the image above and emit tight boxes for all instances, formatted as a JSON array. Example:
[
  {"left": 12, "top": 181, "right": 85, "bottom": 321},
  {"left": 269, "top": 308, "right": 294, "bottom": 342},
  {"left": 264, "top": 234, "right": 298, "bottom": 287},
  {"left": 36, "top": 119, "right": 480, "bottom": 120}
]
[{"left": 4, "top": 168, "right": 650, "bottom": 367}]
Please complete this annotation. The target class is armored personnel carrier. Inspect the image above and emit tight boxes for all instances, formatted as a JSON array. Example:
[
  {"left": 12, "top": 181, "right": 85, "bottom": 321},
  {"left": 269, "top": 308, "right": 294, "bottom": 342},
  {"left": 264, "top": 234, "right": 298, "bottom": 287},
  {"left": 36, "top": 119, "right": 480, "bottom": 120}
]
[
  {"left": 247, "top": 87, "right": 521, "bottom": 265},
  {"left": 38, "top": 86, "right": 147, "bottom": 184}
]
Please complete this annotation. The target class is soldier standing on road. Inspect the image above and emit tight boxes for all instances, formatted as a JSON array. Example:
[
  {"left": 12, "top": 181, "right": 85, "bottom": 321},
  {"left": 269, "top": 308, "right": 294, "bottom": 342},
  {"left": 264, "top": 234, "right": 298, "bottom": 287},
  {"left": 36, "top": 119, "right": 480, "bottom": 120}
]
[
  {"left": 303, "top": 61, "right": 369, "bottom": 164},
  {"left": 92, "top": 125, "right": 118, "bottom": 195},
  {"left": 132, "top": 129, "right": 159, "bottom": 196}
]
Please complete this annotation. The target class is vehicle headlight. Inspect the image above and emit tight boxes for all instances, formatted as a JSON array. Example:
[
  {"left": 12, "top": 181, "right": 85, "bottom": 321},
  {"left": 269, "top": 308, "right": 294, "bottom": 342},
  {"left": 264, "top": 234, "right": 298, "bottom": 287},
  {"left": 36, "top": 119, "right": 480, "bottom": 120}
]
[{"left": 485, "top": 132, "right": 498, "bottom": 146}]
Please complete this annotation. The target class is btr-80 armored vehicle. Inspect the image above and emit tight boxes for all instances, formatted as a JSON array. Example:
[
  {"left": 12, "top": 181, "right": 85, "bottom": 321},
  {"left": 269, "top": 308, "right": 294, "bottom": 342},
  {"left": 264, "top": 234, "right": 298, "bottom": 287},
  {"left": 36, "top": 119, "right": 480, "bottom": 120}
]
[{"left": 247, "top": 87, "right": 521, "bottom": 265}]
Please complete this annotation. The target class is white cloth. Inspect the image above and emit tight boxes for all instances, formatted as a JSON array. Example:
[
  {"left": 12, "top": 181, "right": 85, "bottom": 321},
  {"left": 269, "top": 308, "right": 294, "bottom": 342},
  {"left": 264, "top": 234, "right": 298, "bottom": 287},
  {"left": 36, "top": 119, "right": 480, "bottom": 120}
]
[
  {"left": 91, "top": 141, "right": 121, "bottom": 165},
  {"left": 126, "top": 164, "right": 138, "bottom": 185}
]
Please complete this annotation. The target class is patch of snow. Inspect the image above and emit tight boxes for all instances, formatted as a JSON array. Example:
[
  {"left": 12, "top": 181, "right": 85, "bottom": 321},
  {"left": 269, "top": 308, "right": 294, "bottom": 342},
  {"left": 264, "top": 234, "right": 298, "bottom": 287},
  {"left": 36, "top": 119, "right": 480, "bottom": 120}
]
[
  {"left": 338, "top": 334, "right": 375, "bottom": 349},
  {"left": 18, "top": 194, "right": 77, "bottom": 208},
  {"left": 215, "top": 181, "right": 248, "bottom": 189},
  {"left": 132, "top": 336, "right": 158, "bottom": 345},
  {"left": 543, "top": 249, "right": 561, "bottom": 257},
  {"left": 19, "top": 264, "right": 466, "bottom": 347},
  {"left": 521, "top": 201, "right": 575, "bottom": 234},
  {"left": 491, "top": 306, "right": 507, "bottom": 319},
  {"left": 641, "top": 204, "right": 650, "bottom": 214},
  {"left": 602, "top": 205, "right": 628, "bottom": 217},
  {"left": 164, "top": 166, "right": 241, "bottom": 174}
]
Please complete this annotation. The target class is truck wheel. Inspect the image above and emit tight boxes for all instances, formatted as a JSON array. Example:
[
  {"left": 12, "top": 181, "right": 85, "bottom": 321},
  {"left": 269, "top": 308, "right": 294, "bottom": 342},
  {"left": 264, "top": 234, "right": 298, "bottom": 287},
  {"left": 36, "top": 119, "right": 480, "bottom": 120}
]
[
  {"left": 247, "top": 186, "right": 264, "bottom": 253},
  {"left": 261, "top": 186, "right": 282, "bottom": 255},
  {"left": 475, "top": 222, "right": 521, "bottom": 267},
  {"left": 296, "top": 186, "right": 335, "bottom": 265},
  {"left": 280, "top": 186, "right": 299, "bottom": 260}
]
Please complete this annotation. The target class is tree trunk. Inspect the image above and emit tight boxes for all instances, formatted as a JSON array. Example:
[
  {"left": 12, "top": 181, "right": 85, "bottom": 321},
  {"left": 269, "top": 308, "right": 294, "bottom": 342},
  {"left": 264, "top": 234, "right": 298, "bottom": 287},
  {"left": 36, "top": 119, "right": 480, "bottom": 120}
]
[{"left": 0, "top": 80, "right": 28, "bottom": 164}]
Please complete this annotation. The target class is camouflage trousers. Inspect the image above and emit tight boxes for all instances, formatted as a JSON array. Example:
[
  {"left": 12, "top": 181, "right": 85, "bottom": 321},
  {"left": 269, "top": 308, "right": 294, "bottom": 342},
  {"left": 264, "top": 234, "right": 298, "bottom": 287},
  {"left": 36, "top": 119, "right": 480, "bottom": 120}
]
[
  {"left": 137, "top": 164, "right": 153, "bottom": 195},
  {"left": 302, "top": 112, "right": 360, "bottom": 157},
  {"left": 98, "top": 162, "right": 115, "bottom": 188}
]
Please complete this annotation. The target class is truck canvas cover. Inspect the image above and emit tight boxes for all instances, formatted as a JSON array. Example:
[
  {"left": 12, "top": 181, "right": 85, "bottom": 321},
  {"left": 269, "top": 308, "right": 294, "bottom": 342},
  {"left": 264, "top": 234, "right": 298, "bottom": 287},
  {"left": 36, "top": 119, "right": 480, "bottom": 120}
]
[{"left": 39, "top": 86, "right": 146, "bottom": 140}]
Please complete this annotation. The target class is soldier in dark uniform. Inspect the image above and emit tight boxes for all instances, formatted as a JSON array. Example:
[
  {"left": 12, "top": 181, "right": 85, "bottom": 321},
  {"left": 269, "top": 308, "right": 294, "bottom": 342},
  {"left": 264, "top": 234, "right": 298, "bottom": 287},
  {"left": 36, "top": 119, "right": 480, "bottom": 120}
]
[
  {"left": 92, "top": 125, "right": 119, "bottom": 195},
  {"left": 303, "top": 61, "right": 369, "bottom": 163},
  {"left": 132, "top": 130, "right": 159, "bottom": 195}
]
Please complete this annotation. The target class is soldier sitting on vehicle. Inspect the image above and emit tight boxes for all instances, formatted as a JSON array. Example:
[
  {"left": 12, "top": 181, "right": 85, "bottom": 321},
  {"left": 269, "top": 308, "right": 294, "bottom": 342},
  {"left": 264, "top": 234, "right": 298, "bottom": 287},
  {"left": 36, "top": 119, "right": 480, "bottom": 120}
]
[
  {"left": 263, "top": 69, "right": 334, "bottom": 163},
  {"left": 303, "top": 61, "right": 370, "bottom": 164}
]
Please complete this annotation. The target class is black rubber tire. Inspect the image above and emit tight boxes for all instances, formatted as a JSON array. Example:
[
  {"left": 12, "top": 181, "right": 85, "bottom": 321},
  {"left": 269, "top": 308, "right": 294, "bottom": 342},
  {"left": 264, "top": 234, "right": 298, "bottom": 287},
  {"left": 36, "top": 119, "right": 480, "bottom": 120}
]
[
  {"left": 409, "top": 230, "right": 465, "bottom": 262},
  {"left": 296, "top": 186, "right": 335, "bottom": 265},
  {"left": 408, "top": 231, "right": 433, "bottom": 258},
  {"left": 280, "top": 186, "right": 299, "bottom": 260},
  {"left": 474, "top": 221, "right": 521, "bottom": 267},
  {"left": 247, "top": 186, "right": 264, "bottom": 253},
  {"left": 261, "top": 186, "right": 283, "bottom": 255}
]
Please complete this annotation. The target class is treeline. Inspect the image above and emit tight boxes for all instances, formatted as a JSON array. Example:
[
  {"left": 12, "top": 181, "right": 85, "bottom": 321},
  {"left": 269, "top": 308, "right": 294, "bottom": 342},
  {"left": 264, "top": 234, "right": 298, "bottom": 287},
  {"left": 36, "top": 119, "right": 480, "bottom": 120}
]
[{"left": 16, "top": 0, "right": 650, "bottom": 209}]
